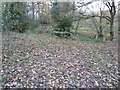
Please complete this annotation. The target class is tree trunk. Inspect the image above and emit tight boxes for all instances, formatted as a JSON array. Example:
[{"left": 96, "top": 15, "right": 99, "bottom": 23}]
[
  {"left": 32, "top": 2, "right": 35, "bottom": 20},
  {"left": 118, "top": 2, "right": 120, "bottom": 33},
  {"left": 98, "top": 8, "right": 103, "bottom": 39},
  {"left": 37, "top": 3, "right": 40, "bottom": 19},
  {"left": 98, "top": 31, "right": 103, "bottom": 39},
  {"left": 75, "top": 21, "right": 80, "bottom": 33},
  {"left": 109, "top": 16, "right": 114, "bottom": 41},
  {"left": 103, "top": 1, "right": 116, "bottom": 41}
]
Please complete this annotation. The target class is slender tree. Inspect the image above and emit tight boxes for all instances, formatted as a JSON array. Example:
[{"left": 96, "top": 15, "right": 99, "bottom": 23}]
[
  {"left": 32, "top": 2, "right": 35, "bottom": 20},
  {"left": 118, "top": 1, "right": 120, "bottom": 33},
  {"left": 98, "top": 1, "right": 103, "bottom": 39}
]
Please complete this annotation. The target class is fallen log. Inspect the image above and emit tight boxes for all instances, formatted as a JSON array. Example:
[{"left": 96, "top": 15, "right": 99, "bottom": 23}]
[{"left": 53, "top": 31, "right": 71, "bottom": 38}]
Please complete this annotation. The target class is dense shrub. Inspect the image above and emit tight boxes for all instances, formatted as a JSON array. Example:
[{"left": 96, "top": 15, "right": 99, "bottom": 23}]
[
  {"left": 51, "top": 2, "right": 73, "bottom": 34},
  {"left": 2, "top": 3, "right": 30, "bottom": 33}
]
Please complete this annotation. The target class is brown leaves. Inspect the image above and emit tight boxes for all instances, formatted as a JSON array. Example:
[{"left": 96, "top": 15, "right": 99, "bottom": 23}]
[{"left": 2, "top": 32, "right": 118, "bottom": 88}]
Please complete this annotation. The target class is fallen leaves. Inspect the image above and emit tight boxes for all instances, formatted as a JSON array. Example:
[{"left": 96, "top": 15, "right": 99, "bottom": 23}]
[
  {"left": 106, "top": 83, "right": 113, "bottom": 87},
  {"left": 1, "top": 32, "right": 118, "bottom": 88},
  {"left": 95, "top": 81, "right": 99, "bottom": 87}
]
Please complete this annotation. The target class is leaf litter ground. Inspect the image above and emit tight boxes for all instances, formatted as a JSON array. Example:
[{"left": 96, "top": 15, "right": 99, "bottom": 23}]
[{"left": 1, "top": 32, "right": 118, "bottom": 88}]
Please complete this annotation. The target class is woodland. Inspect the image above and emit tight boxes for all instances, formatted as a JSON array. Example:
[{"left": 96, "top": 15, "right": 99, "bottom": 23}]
[{"left": 1, "top": 0, "right": 119, "bottom": 88}]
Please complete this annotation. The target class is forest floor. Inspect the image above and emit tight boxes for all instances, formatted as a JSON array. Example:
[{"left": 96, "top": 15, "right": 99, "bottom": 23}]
[{"left": 1, "top": 31, "right": 118, "bottom": 88}]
